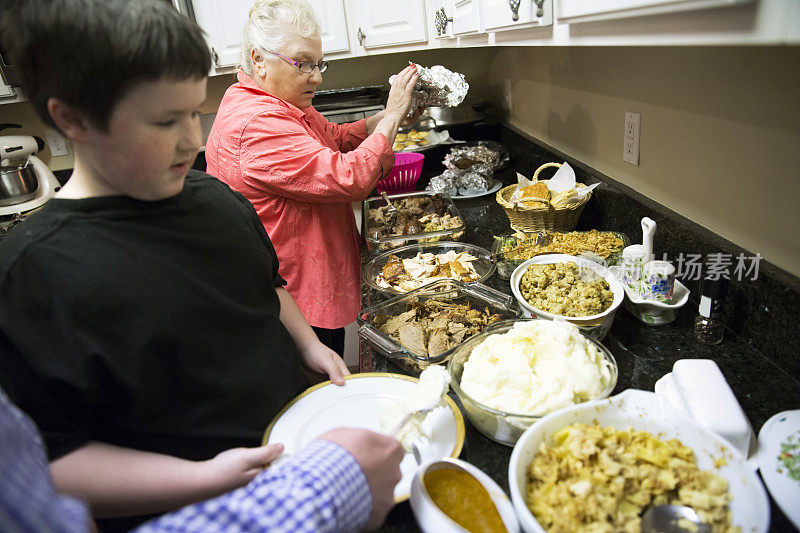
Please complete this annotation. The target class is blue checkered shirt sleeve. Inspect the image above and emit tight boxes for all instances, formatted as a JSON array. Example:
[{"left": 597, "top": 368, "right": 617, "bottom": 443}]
[
  {"left": 0, "top": 389, "right": 91, "bottom": 533},
  {"left": 137, "top": 439, "right": 372, "bottom": 533}
]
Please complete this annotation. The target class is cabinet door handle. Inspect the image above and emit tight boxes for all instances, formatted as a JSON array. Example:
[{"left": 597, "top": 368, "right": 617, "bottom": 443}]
[
  {"left": 210, "top": 47, "right": 219, "bottom": 68},
  {"left": 534, "top": 0, "right": 544, "bottom": 18},
  {"left": 434, "top": 7, "right": 452, "bottom": 36},
  {"left": 357, "top": 27, "right": 366, "bottom": 46},
  {"left": 508, "top": 0, "right": 521, "bottom": 21}
]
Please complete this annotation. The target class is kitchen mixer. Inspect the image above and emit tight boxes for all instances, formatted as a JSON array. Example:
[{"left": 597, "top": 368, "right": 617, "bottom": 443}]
[{"left": 0, "top": 123, "right": 59, "bottom": 221}]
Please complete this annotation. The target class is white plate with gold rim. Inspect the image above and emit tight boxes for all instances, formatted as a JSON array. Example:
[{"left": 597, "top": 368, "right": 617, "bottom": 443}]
[{"left": 263, "top": 372, "right": 465, "bottom": 502}]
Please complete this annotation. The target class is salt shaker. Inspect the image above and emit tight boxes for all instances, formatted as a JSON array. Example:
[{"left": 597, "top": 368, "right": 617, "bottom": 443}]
[{"left": 693, "top": 277, "right": 729, "bottom": 345}]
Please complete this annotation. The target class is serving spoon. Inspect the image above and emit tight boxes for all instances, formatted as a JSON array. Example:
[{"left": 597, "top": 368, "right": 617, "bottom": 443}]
[
  {"left": 380, "top": 191, "right": 397, "bottom": 213},
  {"left": 642, "top": 504, "right": 711, "bottom": 533},
  {"left": 388, "top": 367, "right": 450, "bottom": 438}
]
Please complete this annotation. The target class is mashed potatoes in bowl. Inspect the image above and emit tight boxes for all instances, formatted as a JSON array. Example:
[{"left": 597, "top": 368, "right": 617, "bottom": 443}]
[{"left": 448, "top": 318, "right": 617, "bottom": 446}]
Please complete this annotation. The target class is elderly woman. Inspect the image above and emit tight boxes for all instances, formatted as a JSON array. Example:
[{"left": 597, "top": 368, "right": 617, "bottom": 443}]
[{"left": 206, "top": 0, "right": 418, "bottom": 356}]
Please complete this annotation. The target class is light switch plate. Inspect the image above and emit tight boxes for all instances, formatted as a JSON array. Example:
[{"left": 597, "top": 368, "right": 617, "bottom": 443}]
[{"left": 623, "top": 111, "right": 640, "bottom": 165}]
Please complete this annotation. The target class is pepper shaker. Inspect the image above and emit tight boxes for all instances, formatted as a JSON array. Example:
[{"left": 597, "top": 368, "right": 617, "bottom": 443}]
[{"left": 693, "top": 277, "right": 729, "bottom": 345}]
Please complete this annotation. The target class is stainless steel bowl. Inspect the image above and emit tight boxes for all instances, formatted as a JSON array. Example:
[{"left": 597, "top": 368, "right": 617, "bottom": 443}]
[
  {"left": 422, "top": 97, "right": 489, "bottom": 127},
  {"left": 0, "top": 160, "right": 39, "bottom": 207}
]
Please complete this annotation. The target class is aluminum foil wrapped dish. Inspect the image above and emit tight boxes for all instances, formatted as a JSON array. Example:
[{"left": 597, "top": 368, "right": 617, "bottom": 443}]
[
  {"left": 391, "top": 64, "right": 469, "bottom": 119},
  {"left": 426, "top": 141, "right": 508, "bottom": 197}
]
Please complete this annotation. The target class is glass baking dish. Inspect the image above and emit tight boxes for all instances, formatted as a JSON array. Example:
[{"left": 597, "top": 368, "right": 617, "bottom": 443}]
[
  {"left": 362, "top": 241, "right": 495, "bottom": 296},
  {"left": 358, "top": 279, "right": 522, "bottom": 374},
  {"left": 491, "top": 230, "right": 629, "bottom": 279},
  {"left": 362, "top": 191, "right": 466, "bottom": 252}
]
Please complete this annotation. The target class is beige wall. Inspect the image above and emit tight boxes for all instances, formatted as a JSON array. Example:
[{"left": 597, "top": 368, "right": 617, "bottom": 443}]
[
  {"left": 486, "top": 46, "right": 800, "bottom": 278},
  {"left": 3, "top": 45, "right": 799, "bottom": 277}
]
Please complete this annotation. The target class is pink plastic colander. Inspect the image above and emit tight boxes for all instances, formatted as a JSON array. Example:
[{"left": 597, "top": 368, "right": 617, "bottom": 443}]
[{"left": 376, "top": 152, "right": 424, "bottom": 194}]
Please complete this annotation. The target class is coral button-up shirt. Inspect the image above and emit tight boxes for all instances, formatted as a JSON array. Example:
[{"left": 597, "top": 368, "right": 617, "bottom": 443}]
[{"left": 205, "top": 72, "right": 394, "bottom": 328}]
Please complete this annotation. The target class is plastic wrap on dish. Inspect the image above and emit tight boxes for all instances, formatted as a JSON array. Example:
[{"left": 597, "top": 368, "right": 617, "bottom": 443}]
[{"left": 391, "top": 64, "right": 468, "bottom": 119}]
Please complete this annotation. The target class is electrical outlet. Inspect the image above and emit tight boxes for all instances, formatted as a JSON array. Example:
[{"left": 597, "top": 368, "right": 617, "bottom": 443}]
[
  {"left": 503, "top": 79, "right": 513, "bottom": 112},
  {"left": 623, "top": 111, "right": 640, "bottom": 165},
  {"left": 44, "top": 129, "right": 70, "bottom": 157}
]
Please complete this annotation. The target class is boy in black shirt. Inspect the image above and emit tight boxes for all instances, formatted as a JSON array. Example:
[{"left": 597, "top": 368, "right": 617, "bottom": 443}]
[{"left": 0, "top": 0, "right": 401, "bottom": 529}]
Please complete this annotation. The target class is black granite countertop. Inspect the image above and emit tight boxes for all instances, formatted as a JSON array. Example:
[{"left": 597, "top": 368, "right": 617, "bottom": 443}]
[{"left": 359, "top": 163, "right": 799, "bottom": 532}]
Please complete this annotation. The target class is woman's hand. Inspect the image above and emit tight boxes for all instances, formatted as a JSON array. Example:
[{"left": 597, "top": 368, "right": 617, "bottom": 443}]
[
  {"left": 385, "top": 64, "right": 419, "bottom": 122},
  {"left": 370, "top": 65, "right": 419, "bottom": 143},
  {"left": 200, "top": 444, "right": 285, "bottom": 493},
  {"left": 401, "top": 105, "right": 426, "bottom": 127},
  {"left": 300, "top": 341, "right": 350, "bottom": 386}
]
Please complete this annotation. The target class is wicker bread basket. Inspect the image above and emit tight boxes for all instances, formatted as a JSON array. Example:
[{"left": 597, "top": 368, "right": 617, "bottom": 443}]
[{"left": 496, "top": 162, "right": 592, "bottom": 232}]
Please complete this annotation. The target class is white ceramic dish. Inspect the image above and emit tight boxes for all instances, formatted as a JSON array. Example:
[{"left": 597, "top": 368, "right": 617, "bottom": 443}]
[
  {"left": 655, "top": 359, "right": 755, "bottom": 460},
  {"left": 410, "top": 457, "right": 520, "bottom": 533},
  {"left": 756, "top": 409, "right": 800, "bottom": 529},
  {"left": 508, "top": 389, "right": 770, "bottom": 533},
  {"left": 510, "top": 254, "right": 624, "bottom": 340},
  {"left": 609, "top": 265, "right": 691, "bottom": 325},
  {"left": 262, "top": 373, "right": 465, "bottom": 502}
]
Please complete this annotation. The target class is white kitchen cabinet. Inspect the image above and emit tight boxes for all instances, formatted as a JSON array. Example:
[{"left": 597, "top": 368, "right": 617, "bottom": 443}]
[
  {"left": 349, "top": 0, "right": 428, "bottom": 50},
  {"left": 452, "top": 0, "right": 484, "bottom": 35},
  {"left": 556, "top": 0, "right": 755, "bottom": 24},
  {"left": 308, "top": 0, "right": 351, "bottom": 54},
  {"left": 190, "top": 0, "right": 252, "bottom": 71},
  {"left": 482, "top": 0, "right": 552, "bottom": 31},
  {"left": 185, "top": 0, "right": 349, "bottom": 73},
  {"left": 553, "top": 0, "right": 796, "bottom": 45}
]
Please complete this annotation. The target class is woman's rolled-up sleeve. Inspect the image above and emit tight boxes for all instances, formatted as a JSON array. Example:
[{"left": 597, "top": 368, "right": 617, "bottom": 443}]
[
  {"left": 319, "top": 116, "right": 370, "bottom": 153},
  {"left": 240, "top": 111, "right": 394, "bottom": 203}
]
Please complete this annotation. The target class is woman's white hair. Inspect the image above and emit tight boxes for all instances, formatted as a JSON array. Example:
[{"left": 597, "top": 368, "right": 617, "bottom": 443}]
[{"left": 240, "top": 0, "right": 321, "bottom": 76}]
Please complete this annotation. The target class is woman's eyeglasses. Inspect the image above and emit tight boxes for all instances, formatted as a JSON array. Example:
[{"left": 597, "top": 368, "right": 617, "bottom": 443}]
[{"left": 266, "top": 50, "right": 329, "bottom": 73}]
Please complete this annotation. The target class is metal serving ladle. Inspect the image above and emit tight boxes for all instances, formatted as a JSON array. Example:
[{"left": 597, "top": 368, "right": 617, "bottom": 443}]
[{"left": 641, "top": 504, "right": 711, "bottom": 533}]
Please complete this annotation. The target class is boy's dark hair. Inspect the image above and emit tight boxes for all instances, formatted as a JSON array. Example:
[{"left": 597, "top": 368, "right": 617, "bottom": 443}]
[{"left": 0, "top": 0, "right": 211, "bottom": 131}]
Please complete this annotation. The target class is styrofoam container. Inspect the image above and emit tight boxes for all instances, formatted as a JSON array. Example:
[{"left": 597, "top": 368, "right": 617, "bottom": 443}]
[{"left": 510, "top": 254, "right": 624, "bottom": 340}]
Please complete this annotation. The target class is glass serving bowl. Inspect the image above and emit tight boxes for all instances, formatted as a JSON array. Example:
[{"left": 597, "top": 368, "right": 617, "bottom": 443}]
[
  {"left": 357, "top": 279, "right": 521, "bottom": 374},
  {"left": 362, "top": 241, "right": 495, "bottom": 296},
  {"left": 448, "top": 318, "right": 618, "bottom": 447}
]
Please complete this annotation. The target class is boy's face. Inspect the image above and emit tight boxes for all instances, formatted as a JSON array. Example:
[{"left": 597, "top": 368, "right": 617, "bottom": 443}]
[{"left": 81, "top": 77, "right": 207, "bottom": 200}]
